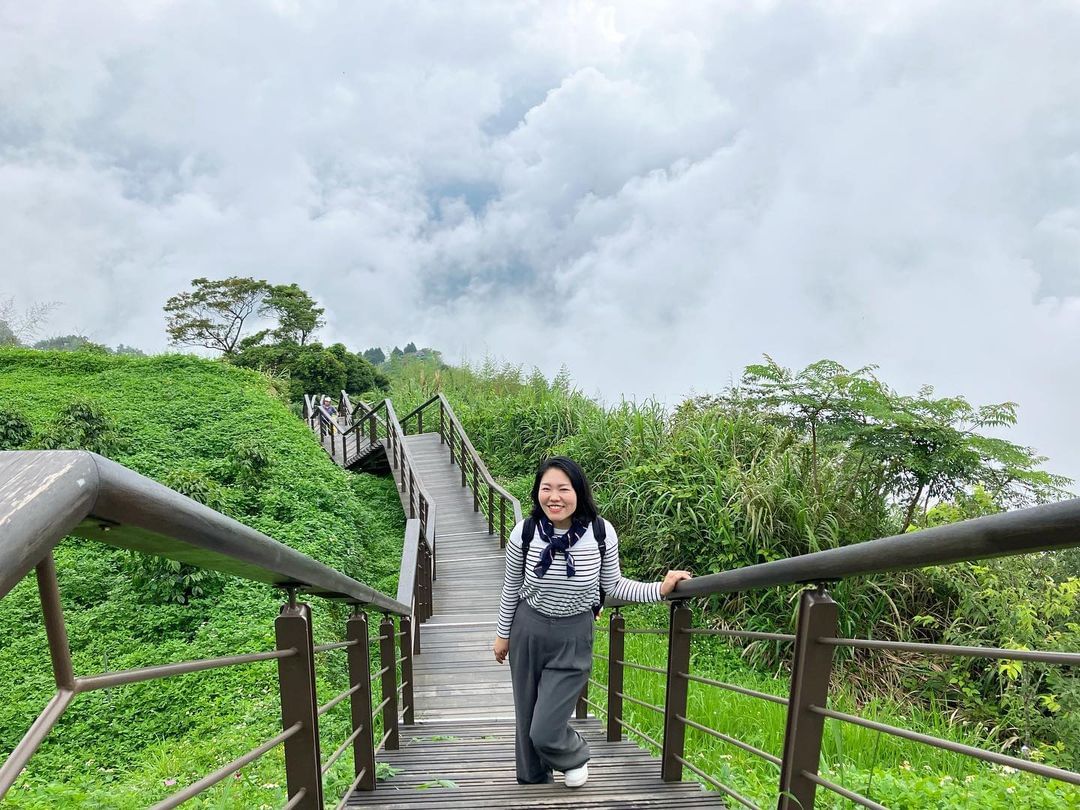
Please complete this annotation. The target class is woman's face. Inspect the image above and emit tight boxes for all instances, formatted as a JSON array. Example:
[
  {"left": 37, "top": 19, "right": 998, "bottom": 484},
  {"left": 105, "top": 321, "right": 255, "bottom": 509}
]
[{"left": 538, "top": 467, "right": 578, "bottom": 529}]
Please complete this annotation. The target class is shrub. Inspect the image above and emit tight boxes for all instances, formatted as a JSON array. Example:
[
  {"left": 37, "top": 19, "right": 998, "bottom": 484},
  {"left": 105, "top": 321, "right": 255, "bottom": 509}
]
[
  {"left": 35, "top": 399, "right": 126, "bottom": 457},
  {"left": 0, "top": 408, "right": 32, "bottom": 450}
]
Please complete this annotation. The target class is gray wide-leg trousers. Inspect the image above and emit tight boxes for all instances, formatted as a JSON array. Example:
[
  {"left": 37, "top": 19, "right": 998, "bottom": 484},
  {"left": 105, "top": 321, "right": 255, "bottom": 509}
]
[{"left": 509, "top": 601, "right": 593, "bottom": 784}]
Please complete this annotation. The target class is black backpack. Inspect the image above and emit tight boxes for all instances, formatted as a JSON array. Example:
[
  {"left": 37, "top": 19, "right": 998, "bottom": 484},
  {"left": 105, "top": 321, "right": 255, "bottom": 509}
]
[{"left": 521, "top": 516, "right": 607, "bottom": 616}]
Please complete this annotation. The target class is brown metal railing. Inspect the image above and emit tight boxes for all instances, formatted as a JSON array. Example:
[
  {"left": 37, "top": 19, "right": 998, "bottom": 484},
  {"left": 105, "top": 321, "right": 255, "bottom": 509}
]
[
  {"left": 400, "top": 393, "right": 523, "bottom": 547},
  {"left": 303, "top": 394, "right": 436, "bottom": 628},
  {"left": 0, "top": 450, "right": 422, "bottom": 808},
  {"left": 580, "top": 498, "right": 1080, "bottom": 809}
]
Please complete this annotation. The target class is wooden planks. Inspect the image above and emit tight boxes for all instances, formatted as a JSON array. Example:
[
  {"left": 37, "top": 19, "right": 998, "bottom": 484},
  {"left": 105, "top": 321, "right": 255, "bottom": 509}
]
[
  {"left": 318, "top": 426, "right": 726, "bottom": 807},
  {"left": 346, "top": 718, "right": 727, "bottom": 808}
]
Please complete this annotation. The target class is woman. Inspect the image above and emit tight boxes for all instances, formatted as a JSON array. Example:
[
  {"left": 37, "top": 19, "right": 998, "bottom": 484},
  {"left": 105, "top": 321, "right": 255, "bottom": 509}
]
[{"left": 492, "top": 456, "right": 691, "bottom": 787}]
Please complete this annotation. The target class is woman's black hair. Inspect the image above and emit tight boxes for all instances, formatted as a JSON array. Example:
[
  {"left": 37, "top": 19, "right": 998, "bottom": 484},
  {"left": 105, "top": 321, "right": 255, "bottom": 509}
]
[{"left": 530, "top": 456, "right": 598, "bottom": 523}]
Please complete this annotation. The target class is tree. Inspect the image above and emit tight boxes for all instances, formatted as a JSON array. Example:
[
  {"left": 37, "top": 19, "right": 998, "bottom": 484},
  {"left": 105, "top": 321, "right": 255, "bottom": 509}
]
[
  {"left": 390, "top": 346, "right": 404, "bottom": 359},
  {"left": 404, "top": 341, "right": 417, "bottom": 354},
  {"left": 0, "top": 320, "right": 19, "bottom": 347},
  {"left": 289, "top": 346, "right": 347, "bottom": 402},
  {"left": 0, "top": 296, "right": 58, "bottom": 345},
  {"left": 363, "top": 347, "right": 386, "bottom": 365},
  {"left": 164, "top": 277, "right": 270, "bottom": 355},
  {"left": 735, "top": 357, "right": 1071, "bottom": 532},
  {"left": 327, "top": 344, "right": 390, "bottom": 394},
  {"left": 264, "top": 283, "right": 324, "bottom": 345}
]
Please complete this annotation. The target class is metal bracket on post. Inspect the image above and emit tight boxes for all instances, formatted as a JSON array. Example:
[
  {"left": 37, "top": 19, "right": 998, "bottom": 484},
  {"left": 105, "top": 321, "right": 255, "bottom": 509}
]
[
  {"left": 346, "top": 607, "right": 377, "bottom": 791},
  {"left": 607, "top": 609, "right": 625, "bottom": 742},
  {"left": 661, "top": 601, "right": 692, "bottom": 782},
  {"left": 275, "top": 598, "right": 323, "bottom": 809},
  {"left": 777, "top": 586, "right": 840, "bottom": 810}
]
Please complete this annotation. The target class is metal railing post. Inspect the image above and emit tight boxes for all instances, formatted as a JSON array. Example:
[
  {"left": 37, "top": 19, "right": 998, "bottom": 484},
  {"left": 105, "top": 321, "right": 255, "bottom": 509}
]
[
  {"left": 37, "top": 554, "right": 75, "bottom": 691},
  {"left": 460, "top": 437, "right": 467, "bottom": 486},
  {"left": 488, "top": 484, "right": 495, "bottom": 534},
  {"left": 275, "top": 596, "right": 324, "bottom": 808},
  {"left": 607, "top": 609, "right": 625, "bottom": 742},
  {"left": 379, "top": 615, "right": 400, "bottom": 751},
  {"left": 472, "top": 463, "right": 479, "bottom": 512},
  {"left": 417, "top": 410, "right": 423, "bottom": 434},
  {"left": 346, "top": 609, "right": 376, "bottom": 791},
  {"left": 400, "top": 616, "right": 415, "bottom": 725},
  {"left": 499, "top": 497, "right": 507, "bottom": 548},
  {"left": 778, "top": 587, "right": 839, "bottom": 810},
  {"left": 439, "top": 401, "right": 445, "bottom": 445},
  {"left": 576, "top": 680, "right": 588, "bottom": 719},
  {"left": 368, "top": 412, "right": 376, "bottom": 445},
  {"left": 408, "top": 470, "right": 417, "bottom": 519},
  {"left": 661, "top": 601, "right": 692, "bottom": 782}
]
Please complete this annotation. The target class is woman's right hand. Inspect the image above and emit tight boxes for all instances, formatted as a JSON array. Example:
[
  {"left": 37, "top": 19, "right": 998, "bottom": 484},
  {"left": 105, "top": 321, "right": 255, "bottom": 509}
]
[{"left": 493, "top": 636, "right": 509, "bottom": 664}]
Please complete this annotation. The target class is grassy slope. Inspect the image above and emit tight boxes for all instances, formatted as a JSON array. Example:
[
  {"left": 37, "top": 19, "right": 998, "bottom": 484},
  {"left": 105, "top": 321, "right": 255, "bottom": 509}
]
[{"left": 0, "top": 349, "right": 404, "bottom": 808}]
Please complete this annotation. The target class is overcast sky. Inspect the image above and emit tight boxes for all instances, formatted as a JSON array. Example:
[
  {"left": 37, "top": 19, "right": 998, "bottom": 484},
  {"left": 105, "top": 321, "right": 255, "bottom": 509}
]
[{"left": 2, "top": 1, "right": 1079, "bottom": 483}]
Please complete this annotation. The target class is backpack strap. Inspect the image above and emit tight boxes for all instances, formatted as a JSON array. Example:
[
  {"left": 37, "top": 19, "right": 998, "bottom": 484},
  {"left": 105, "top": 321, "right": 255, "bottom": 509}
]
[
  {"left": 593, "top": 517, "right": 607, "bottom": 616},
  {"left": 520, "top": 517, "right": 536, "bottom": 577},
  {"left": 592, "top": 516, "right": 606, "bottom": 556}
]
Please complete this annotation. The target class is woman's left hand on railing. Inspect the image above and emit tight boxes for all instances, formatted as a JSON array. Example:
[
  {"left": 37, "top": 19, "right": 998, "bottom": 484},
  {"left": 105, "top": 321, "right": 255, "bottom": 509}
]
[{"left": 660, "top": 570, "right": 693, "bottom": 597}]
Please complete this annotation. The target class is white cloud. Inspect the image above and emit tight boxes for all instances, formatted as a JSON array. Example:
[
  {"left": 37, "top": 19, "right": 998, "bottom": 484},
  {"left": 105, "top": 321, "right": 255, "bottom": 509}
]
[{"left": 1, "top": 0, "right": 1079, "bottom": 482}]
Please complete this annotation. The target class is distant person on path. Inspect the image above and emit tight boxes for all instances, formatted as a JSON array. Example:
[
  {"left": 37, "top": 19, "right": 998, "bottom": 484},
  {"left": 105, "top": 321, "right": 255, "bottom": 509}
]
[
  {"left": 492, "top": 456, "right": 691, "bottom": 788},
  {"left": 321, "top": 396, "right": 338, "bottom": 433}
]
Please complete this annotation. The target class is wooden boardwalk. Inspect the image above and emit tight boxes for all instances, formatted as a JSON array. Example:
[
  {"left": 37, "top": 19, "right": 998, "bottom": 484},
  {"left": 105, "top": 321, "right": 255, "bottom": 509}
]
[{"left": 318, "top": 424, "right": 725, "bottom": 807}]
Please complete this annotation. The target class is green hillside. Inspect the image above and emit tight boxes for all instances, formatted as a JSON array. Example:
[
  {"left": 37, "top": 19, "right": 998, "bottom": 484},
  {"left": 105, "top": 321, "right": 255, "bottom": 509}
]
[{"left": 0, "top": 349, "right": 405, "bottom": 808}]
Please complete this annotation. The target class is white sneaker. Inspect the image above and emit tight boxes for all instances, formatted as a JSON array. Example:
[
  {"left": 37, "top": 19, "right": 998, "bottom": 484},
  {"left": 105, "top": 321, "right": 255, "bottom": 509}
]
[{"left": 564, "top": 762, "right": 588, "bottom": 788}]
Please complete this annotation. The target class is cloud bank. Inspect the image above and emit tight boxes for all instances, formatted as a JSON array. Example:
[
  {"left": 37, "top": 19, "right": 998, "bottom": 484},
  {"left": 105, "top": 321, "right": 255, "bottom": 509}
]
[{"left": 2, "top": 0, "right": 1079, "bottom": 480}]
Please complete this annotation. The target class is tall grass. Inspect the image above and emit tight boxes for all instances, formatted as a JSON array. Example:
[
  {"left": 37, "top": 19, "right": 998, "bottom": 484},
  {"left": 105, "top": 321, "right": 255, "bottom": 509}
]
[
  {"left": 385, "top": 356, "right": 1080, "bottom": 772},
  {"left": 589, "top": 606, "right": 1079, "bottom": 808}
]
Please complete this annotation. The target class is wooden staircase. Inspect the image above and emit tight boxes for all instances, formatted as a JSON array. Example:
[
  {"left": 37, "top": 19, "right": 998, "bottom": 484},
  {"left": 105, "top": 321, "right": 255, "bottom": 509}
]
[{"left": 308, "top": 396, "right": 726, "bottom": 808}]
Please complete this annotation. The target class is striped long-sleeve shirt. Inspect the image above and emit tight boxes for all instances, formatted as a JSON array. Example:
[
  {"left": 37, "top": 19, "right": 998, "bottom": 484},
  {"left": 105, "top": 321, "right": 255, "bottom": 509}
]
[{"left": 496, "top": 518, "right": 663, "bottom": 639}]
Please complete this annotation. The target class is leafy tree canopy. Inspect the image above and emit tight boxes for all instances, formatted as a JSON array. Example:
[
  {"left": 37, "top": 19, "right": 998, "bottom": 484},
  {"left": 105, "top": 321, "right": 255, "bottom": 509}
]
[
  {"left": 164, "top": 277, "right": 270, "bottom": 355},
  {"left": 735, "top": 356, "right": 1071, "bottom": 530},
  {"left": 264, "top": 283, "right": 324, "bottom": 345},
  {"left": 363, "top": 347, "right": 386, "bottom": 365}
]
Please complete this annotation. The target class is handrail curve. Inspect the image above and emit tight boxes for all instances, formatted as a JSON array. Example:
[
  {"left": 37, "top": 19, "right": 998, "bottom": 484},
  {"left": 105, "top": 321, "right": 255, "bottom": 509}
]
[{"left": 0, "top": 451, "right": 409, "bottom": 612}]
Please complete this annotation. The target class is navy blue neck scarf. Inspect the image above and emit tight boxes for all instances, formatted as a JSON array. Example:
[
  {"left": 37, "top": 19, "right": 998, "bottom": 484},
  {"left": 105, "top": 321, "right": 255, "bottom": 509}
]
[{"left": 533, "top": 514, "right": 589, "bottom": 578}]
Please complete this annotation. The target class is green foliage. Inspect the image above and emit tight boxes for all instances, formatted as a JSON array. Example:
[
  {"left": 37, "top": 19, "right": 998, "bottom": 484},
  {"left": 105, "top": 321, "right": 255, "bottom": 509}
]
[
  {"left": 30, "top": 335, "right": 144, "bottom": 355},
  {"left": 384, "top": 354, "right": 1080, "bottom": 770},
  {"left": 32, "top": 334, "right": 110, "bottom": 353},
  {"left": 0, "top": 408, "right": 33, "bottom": 450},
  {"left": 589, "top": 614, "right": 1079, "bottom": 807},
  {"left": 230, "top": 339, "right": 388, "bottom": 403},
  {"left": 363, "top": 346, "right": 386, "bottom": 365},
  {"left": 35, "top": 399, "right": 127, "bottom": 458},
  {"left": 327, "top": 343, "right": 390, "bottom": 395},
  {"left": 0, "top": 348, "right": 405, "bottom": 807}
]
